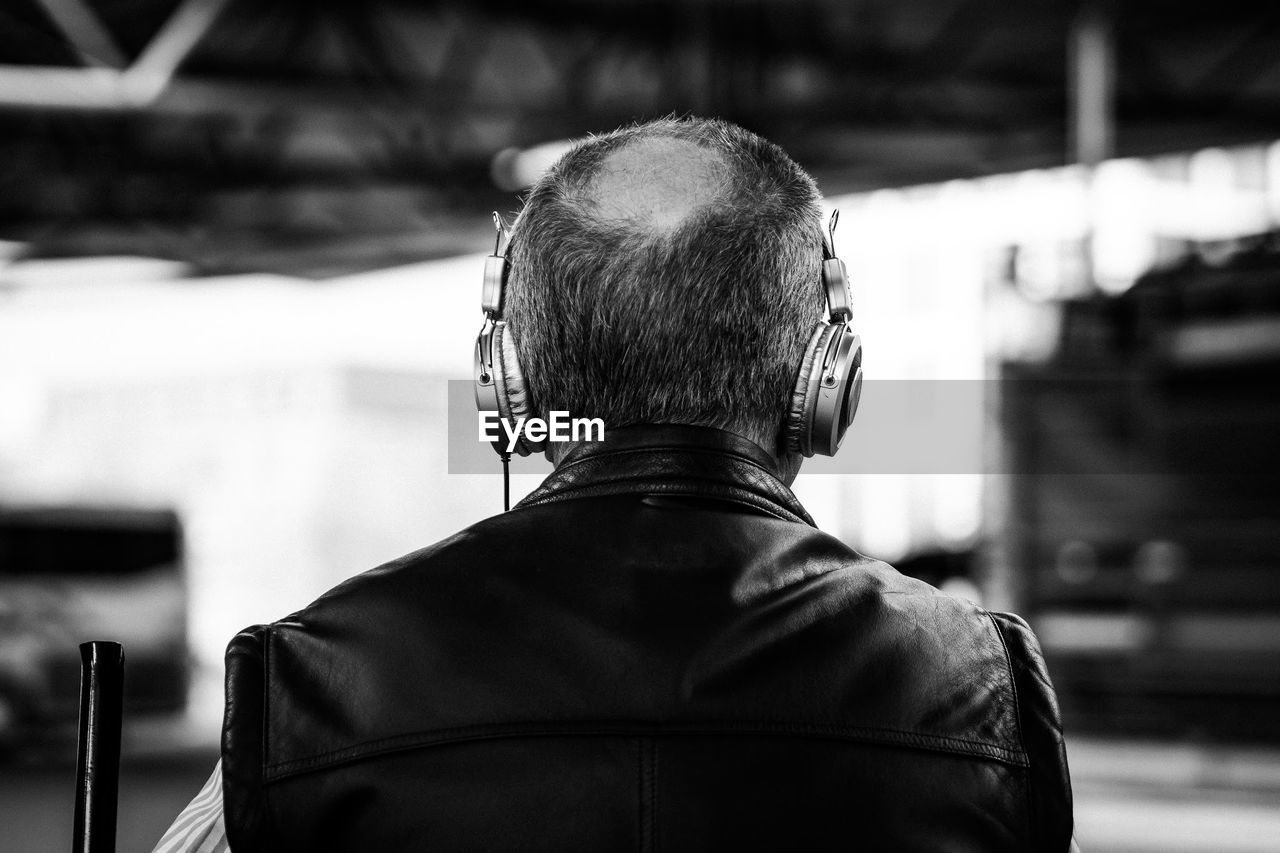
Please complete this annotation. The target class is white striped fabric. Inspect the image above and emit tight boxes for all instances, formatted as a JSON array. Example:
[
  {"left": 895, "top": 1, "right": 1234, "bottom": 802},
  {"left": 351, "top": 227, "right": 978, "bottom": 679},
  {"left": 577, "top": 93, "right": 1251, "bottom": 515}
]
[{"left": 151, "top": 761, "right": 229, "bottom": 853}]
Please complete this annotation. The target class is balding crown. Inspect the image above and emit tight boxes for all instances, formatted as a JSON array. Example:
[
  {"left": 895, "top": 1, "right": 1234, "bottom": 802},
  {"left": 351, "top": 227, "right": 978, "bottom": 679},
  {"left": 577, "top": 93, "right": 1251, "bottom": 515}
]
[
  {"left": 585, "top": 136, "right": 730, "bottom": 231},
  {"left": 505, "top": 116, "right": 825, "bottom": 450}
]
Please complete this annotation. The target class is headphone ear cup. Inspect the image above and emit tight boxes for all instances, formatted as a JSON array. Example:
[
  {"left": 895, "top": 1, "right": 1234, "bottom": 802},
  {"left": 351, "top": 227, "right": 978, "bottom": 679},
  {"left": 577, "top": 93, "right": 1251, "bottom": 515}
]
[
  {"left": 493, "top": 322, "right": 543, "bottom": 454},
  {"left": 810, "top": 330, "right": 860, "bottom": 456},
  {"left": 786, "top": 323, "right": 837, "bottom": 458}
]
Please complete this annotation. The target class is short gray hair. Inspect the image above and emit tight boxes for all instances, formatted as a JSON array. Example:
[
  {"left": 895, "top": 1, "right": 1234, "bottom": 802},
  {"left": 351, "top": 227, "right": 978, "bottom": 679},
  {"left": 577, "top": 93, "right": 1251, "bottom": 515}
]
[{"left": 504, "top": 116, "right": 826, "bottom": 447}]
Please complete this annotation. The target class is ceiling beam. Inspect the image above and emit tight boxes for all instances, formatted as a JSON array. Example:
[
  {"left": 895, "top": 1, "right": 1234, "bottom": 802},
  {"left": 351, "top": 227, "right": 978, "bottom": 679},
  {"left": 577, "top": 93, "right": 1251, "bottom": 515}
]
[
  {"left": 0, "top": 0, "right": 230, "bottom": 108},
  {"left": 126, "top": 0, "right": 232, "bottom": 102},
  {"left": 34, "top": 0, "right": 127, "bottom": 68}
]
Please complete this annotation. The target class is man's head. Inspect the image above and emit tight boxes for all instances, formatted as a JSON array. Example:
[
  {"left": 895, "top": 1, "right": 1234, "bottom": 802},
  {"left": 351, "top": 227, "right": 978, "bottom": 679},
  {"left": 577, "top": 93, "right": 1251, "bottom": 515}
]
[{"left": 504, "top": 116, "right": 826, "bottom": 469}]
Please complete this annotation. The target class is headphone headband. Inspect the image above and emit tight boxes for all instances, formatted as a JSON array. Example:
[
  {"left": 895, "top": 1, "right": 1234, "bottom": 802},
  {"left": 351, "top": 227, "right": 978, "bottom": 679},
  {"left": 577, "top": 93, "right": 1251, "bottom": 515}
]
[{"left": 821, "top": 210, "right": 853, "bottom": 322}]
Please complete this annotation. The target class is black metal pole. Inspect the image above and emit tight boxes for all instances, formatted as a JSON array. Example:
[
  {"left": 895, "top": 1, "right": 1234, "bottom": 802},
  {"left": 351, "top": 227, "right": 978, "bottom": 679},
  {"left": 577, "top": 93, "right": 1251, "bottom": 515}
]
[{"left": 73, "top": 641, "right": 124, "bottom": 853}]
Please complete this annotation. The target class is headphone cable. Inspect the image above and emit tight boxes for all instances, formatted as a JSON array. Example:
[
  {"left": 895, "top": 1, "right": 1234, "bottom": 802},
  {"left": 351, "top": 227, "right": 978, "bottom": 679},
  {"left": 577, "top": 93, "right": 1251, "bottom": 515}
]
[{"left": 500, "top": 451, "right": 511, "bottom": 511}]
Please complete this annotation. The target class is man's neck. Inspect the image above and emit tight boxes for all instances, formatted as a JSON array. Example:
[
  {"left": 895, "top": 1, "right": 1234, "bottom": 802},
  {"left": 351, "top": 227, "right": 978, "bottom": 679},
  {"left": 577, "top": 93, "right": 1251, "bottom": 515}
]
[{"left": 545, "top": 423, "right": 802, "bottom": 486}]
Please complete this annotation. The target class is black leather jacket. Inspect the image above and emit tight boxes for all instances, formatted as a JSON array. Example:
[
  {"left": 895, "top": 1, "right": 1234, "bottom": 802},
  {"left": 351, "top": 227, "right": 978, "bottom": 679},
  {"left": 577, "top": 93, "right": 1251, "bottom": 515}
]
[{"left": 222, "top": 425, "right": 1073, "bottom": 851}]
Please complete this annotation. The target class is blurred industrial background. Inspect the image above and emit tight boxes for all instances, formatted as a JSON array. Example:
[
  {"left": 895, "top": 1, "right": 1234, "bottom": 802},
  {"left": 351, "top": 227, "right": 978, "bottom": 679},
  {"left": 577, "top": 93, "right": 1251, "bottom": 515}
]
[{"left": 2, "top": 1, "right": 1280, "bottom": 850}]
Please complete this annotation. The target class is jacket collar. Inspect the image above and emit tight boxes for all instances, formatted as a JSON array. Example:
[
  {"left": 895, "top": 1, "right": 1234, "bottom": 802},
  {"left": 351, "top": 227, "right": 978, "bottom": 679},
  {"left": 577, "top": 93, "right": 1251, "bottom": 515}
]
[{"left": 514, "top": 424, "right": 816, "bottom": 527}]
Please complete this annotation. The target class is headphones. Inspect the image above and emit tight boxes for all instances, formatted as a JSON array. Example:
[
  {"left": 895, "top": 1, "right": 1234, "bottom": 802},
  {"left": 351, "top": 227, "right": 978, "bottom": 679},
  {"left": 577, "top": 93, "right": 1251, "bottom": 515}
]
[{"left": 474, "top": 210, "right": 862, "bottom": 459}]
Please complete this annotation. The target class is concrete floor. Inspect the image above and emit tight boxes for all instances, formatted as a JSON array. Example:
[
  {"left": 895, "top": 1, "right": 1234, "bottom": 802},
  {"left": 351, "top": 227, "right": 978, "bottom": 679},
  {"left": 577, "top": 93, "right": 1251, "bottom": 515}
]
[
  {"left": 0, "top": 752, "right": 216, "bottom": 853},
  {"left": 1069, "top": 738, "right": 1280, "bottom": 852}
]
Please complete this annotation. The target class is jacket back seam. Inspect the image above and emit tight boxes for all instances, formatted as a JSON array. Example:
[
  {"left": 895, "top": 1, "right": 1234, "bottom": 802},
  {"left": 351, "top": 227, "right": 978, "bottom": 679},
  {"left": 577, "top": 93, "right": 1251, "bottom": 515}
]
[{"left": 260, "top": 719, "right": 1030, "bottom": 782}]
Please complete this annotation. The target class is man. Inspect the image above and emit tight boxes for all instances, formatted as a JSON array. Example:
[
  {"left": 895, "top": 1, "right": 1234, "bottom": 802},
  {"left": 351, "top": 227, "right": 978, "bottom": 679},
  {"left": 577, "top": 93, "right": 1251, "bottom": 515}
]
[{"left": 156, "top": 116, "right": 1073, "bottom": 851}]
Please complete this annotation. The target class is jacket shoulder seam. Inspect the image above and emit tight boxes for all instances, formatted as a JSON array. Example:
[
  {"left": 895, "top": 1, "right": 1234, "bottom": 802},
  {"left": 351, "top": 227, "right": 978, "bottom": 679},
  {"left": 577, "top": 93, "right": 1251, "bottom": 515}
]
[
  {"left": 984, "top": 612, "right": 1027, "bottom": 756},
  {"left": 986, "top": 611, "right": 1035, "bottom": 842}
]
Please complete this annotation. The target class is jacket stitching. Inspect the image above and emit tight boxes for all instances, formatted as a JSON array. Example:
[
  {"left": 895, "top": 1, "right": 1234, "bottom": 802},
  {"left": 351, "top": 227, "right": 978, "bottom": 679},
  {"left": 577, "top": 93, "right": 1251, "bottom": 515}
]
[
  {"left": 549, "top": 444, "right": 782, "bottom": 485},
  {"left": 524, "top": 460, "right": 786, "bottom": 498},
  {"left": 635, "top": 739, "right": 644, "bottom": 853},
  {"left": 520, "top": 479, "right": 807, "bottom": 525},
  {"left": 984, "top": 613, "right": 1026, "bottom": 755},
  {"left": 260, "top": 627, "right": 272, "bottom": 773},
  {"left": 260, "top": 627, "right": 277, "bottom": 848},
  {"left": 987, "top": 612, "right": 1035, "bottom": 845},
  {"left": 525, "top": 481, "right": 794, "bottom": 521},
  {"left": 649, "top": 739, "right": 658, "bottom": 853},
  {"left": 262, "top": 719, "right": 1030, "bottom": 782},
  {"left": 519, "top": 447, "right": 813, "bottom": 526},
  {"left": 224, "top": 637, "right": 269, "bottom": 852}
]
